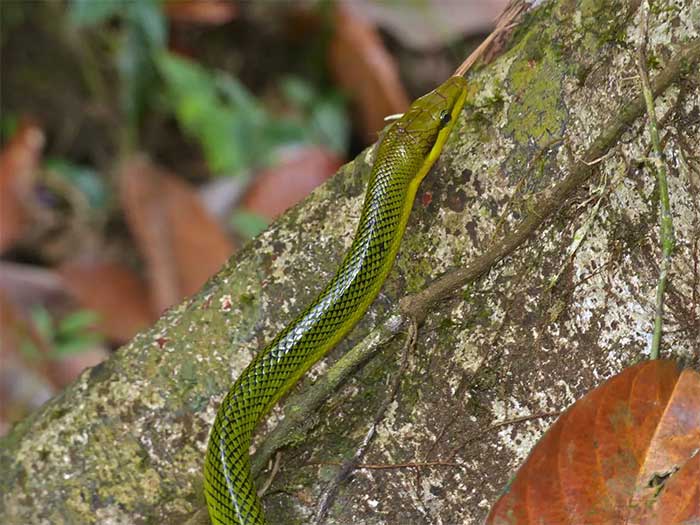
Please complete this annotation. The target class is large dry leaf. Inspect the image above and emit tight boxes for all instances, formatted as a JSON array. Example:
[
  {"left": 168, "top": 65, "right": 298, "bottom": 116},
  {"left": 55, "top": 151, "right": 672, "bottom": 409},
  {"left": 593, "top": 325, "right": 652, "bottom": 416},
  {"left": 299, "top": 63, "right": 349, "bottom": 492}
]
[
  {"left": 486, "top": 360, "right": 700, "bottom": 524},
  {"left": 119, "top": 155, "right": 235, "bottom": 313},
  {"left": 242, "top": 146, "right": 343, "bottom": 220},
  {"left": 328, "top": 4, "right": 409, "bottom": 142},
  {"left": 58, "top": 260, "right": 155, "bottom": 343},
  {"left": 649, "top": 451, "right": 700, "bottom": 525},
  {"left": 0, "top": 122, "right": 44, "bottom": 253}
]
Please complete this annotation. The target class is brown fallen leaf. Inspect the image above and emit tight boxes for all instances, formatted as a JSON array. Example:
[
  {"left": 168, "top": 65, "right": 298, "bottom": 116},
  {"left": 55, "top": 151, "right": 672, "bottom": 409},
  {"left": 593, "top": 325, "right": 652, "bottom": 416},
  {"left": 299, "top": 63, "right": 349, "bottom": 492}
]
[
  {"left": 0, "top": 121, "right": 45, "bottom": 254},
  {"left": 119, "top": 155, "right": 235, "bottom": 313},
  {"left": 165, "top": 0, "right": 237, "bottom": 25},
  {"left": 58, "top": 259, "right": 155, "bottom": 343},
  {"left": 486, "top": 360, "right": 700, "bottom": 524},
  {"left": 328, "top": 4, "right": 410, "bottom": 142},
  {"left": 242, "top": 146, "right": 343, "bottom": 220},
  {"left": 649, "top": 450, "right": 700, "bottom": 525},
  {"left": 635, "top": 367, "right": 700, "bottom": 524}
]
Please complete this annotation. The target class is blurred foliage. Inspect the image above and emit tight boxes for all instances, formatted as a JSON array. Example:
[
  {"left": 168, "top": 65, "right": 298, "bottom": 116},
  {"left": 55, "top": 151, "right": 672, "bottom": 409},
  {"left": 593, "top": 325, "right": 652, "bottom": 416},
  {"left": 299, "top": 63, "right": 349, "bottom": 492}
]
[
  {"left": 280, "top": 76, "right": 350, "bottom": 155},
  {"left": 157, "top": 52, "right": 286, "bottom": 176},
  {"left": 68, "top": 0, "right": 133, "bottom": 26},
  {"left": 46, "top": 159, "right": 108, "bottom": 210},
  {"left": 22, "top": 307, "right": 104, "bottom": 359},
  {"left": 65, "top": 0, "right": 349, "bottom": 178},
  {"left": 69, "top": 0, "right": 166, "bottom": 135},
  {"left": 1, "top": 113, "right": 19, "bottom": 143},
  {"left": 157, "top": 53, "right": 349, "bottom": 176},
  {"left": 229, "top": 209, "right": 270, "bottom": 239}
]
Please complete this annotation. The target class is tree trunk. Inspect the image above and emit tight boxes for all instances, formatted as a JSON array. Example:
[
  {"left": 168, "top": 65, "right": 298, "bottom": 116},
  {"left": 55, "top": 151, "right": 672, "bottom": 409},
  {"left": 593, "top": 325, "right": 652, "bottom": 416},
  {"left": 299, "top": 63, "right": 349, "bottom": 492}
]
[{"left": 2, "top": 1, "right": 699, "bottom": 523}]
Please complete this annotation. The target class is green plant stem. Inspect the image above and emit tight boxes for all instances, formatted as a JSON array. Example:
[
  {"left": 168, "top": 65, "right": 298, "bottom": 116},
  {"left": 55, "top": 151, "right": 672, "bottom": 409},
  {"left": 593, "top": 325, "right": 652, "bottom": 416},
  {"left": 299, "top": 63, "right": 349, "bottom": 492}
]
[{"left": 637, "top": 32, "right": 675, "bottom": 361}]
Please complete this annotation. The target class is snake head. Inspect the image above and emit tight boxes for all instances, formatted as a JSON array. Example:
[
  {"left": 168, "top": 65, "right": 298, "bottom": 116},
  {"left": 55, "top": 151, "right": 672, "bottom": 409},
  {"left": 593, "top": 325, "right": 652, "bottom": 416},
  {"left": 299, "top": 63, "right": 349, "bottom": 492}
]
[
  {"left": 396, "top": 76, "right": 467, "bottom": 141},
  {"left": 384, "top": 76, "right": 468, "bottom": 185}
]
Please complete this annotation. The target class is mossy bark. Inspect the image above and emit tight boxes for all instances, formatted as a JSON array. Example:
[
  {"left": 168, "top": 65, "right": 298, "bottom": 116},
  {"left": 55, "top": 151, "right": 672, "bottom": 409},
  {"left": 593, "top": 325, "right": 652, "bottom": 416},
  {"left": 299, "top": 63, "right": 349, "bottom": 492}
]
[{"left": 2, "top": 1, "right": 699, "bottom": 523}]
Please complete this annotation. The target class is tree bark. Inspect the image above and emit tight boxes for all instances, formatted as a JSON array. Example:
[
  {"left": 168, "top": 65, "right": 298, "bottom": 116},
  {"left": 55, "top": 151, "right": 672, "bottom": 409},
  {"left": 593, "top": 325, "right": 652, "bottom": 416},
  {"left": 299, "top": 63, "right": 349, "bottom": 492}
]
[{"left": 2, "top": 1, "right": 699, "bottom": 524}]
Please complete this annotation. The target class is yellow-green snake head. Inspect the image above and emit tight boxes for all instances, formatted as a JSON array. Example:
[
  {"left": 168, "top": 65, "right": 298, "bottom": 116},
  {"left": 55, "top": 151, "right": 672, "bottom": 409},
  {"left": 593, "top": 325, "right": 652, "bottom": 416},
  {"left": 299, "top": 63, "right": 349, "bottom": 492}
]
[
  {"left": 387, "top": 76, "right": 468, "bottom": 187},
  {"left": 203, "top": 75, "right": 467, "bottom": 525}
]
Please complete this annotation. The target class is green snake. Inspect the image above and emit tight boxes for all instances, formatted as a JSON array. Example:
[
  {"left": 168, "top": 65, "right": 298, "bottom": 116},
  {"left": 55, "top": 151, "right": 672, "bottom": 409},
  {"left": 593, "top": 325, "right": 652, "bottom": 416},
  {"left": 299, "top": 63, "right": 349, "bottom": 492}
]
[{"left": 204, "top": 76, "right": 468, "bottom": 524}]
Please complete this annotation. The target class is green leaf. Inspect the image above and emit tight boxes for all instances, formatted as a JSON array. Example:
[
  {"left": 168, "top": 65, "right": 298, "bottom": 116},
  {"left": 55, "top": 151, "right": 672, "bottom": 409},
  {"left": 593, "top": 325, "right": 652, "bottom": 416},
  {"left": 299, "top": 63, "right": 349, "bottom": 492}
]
[
  {"left": 205, "top": 111, "right": 247, "bottom": 174},
  {"left": 261, "top": 120, "right": 308, "bottom": 154},
  {"left": 156, "top": 53, "right": 267, "bottom": 176},
  {"left": 68, "top": 0, "right": 125, "bottom": 26},
  {"left": 57, "top": 310, "right": 100, "bottom": 336},
  {"left": 45, "top": 159, "right": 108, "bottom": 209},
  {"left": 30, "top": 307, "right": 54, "bottom": 341},
  {"left": 280, "top": 76, "right": 317, "bottom": 110},
  {"left": 310, "top": 94, "right": 350, "bottom": 154},
  {"left": 215, "top": 73, "right": 267, "bottom": 126},
  {"left": 52, "top": 310, "right": 104, "bottom": 356},
  {"left": 19, "top": 340, "right": 41, "bottom": 360},
  {"left": 118, "top": 0, "right": 166, "bottom": 132},
  {"left": 127, "top": 0, "right": 166, "bottom": 49},
  {"left": 230, "top": 210, "right": 269, "bottom": 239},
  {"left": 157, "top": 53, "right": 348, "bottom": 178},
  {"left": 53, "top": 334, "right": 102, "bottom": 357},
  {"left": 279, "top": 76, "right": 350, "bottom": 154},
  {"left": 69, "top": 0, "right": 166, "bottom": 43}
]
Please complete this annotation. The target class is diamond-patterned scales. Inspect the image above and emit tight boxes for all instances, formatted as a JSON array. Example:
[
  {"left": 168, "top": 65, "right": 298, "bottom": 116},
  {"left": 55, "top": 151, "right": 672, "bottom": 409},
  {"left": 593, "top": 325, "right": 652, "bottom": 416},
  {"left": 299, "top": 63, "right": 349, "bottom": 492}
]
[{"left": 204, "top": 76, "right": 468, "bottom": 524}]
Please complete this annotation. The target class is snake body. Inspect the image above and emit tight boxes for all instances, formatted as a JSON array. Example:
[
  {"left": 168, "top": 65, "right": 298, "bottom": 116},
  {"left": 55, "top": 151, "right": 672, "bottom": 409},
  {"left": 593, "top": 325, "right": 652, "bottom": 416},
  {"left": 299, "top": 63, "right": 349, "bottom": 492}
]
[{"left": 204, "top": 76, "right": 468, "bottom": 525}]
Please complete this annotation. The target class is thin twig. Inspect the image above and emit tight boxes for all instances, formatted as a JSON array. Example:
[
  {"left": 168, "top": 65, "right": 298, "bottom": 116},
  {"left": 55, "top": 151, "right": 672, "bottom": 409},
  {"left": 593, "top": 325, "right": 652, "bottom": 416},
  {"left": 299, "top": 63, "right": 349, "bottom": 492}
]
[
  {"left": 314, "top": 320, "right": 417, "bottom": 524},
  {"left": 453, "top": 1, "right": 529, "bottom": 77},
  {"left": 448, "top": 411, "right": 561, "bottom": 459},
  {"left": 311, "top": 460, "right": 467, "bottom": 471},
  {"left": 547, "top": 171, "right": 619, "bottom": 290},
  {"left": 307, "top": 411, "right": 561, "bottom": 475},
  {"left": 583, "top": 150, "right": 615, "bottom": 166},
  {"left": 637, "top": 3, "right": 675, "bottom": 360},
  {"left": 257, "top": 451, "right": 281, "bottom": 498}
]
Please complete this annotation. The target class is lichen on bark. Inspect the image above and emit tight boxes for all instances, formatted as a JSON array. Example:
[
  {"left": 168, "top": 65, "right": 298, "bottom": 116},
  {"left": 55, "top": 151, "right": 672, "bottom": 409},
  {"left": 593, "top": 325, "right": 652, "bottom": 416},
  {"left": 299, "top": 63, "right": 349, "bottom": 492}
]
[{"left": 2, "top": 1, "right": 699, "bottom": 524}]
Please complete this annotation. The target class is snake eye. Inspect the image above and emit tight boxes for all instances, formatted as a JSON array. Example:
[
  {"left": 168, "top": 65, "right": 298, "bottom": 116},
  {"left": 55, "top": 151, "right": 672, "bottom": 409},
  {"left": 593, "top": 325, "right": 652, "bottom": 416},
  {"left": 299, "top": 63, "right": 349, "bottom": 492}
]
[{"left": 439, "top": 110, "right": 451, "bottom": 127}]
